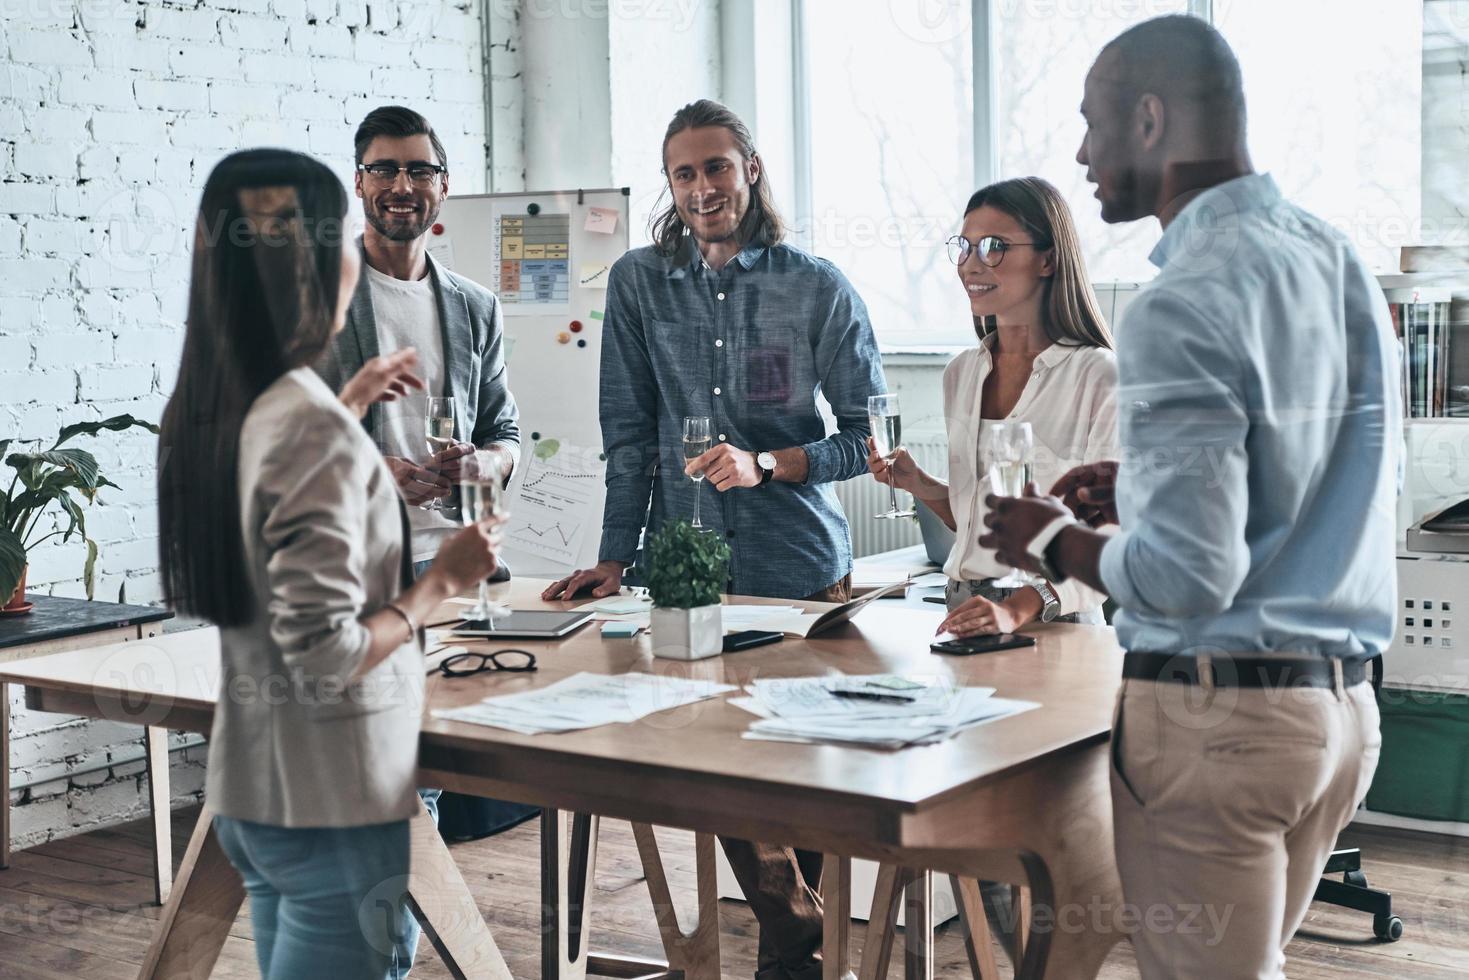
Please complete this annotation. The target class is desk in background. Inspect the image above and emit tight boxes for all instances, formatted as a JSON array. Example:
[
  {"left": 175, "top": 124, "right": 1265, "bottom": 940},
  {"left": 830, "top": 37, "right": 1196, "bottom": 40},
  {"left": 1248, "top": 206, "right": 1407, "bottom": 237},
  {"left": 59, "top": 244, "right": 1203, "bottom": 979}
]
[{"left": 1, "top": 595, "right": 173, "bottom": 882}]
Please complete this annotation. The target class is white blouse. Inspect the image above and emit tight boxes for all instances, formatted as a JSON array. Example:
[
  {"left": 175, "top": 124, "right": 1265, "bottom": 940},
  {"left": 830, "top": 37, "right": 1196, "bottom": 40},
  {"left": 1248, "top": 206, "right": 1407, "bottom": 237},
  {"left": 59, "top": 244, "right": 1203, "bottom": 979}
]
[{"left": 941, "top": 336, "right": 1118, "bottom": 617}]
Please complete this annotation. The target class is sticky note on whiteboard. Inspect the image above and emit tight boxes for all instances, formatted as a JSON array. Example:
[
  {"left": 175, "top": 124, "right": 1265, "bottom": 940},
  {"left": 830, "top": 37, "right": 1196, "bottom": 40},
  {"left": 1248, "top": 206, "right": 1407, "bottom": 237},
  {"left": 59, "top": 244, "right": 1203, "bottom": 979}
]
[
  {"left": 585, "top": 207, "right": 619, "bottom": 234},
  {"left": 579, "top": 263, "right": 610, "bottom": 288}
]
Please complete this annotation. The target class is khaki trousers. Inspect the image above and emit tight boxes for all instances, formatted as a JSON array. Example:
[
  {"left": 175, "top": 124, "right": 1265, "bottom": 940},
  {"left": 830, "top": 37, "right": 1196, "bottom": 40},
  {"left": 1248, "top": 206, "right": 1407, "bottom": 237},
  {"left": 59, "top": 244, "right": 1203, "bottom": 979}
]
[{"left": 1111, "top": 670, "right": 1381, "bottom": 980}]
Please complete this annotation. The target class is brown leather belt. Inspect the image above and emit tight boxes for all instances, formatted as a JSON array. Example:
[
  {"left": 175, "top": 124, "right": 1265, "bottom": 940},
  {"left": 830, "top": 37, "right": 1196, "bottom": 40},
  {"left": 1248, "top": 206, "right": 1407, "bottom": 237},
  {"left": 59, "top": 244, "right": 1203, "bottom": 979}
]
[{"left": 1123, "top": 651, "right": 1369, "bottom": 689}]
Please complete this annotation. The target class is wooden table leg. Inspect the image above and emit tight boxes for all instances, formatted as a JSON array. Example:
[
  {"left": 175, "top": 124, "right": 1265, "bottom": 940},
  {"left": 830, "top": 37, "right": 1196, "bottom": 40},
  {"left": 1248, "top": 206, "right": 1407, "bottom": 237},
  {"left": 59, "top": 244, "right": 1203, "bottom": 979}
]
[
  {"left": 950, "top": 876, "right": 1002, "bottom": 980},
  {"left": 1012, "top": 885, "right": 1032, "bottom": 966},
  {"left": 631, "top": 822, "right": 721, "bottom": 980},
  {"left": 143, "top": 726, "right": 173, "bottom": 905},
  {"left": 2, "top": 681, "right": 10, "bottom": 870},
  {"left": 859, "top": 864, "right": 907, "bottom": 980},
  {"left": 137, "top": 806, "right": 244, "bottom": 980},
  {"left": 821, "top": 854, "right": 851, "bottom": 980},
  {"left": 904, "top": 870, "right": 935, "bottom": 980},
  {"left": 543, "top": 808, "right": 603, "bottom": 980},
  {"left": 407, "top": 804, "right": 512, "bottom": 980}
]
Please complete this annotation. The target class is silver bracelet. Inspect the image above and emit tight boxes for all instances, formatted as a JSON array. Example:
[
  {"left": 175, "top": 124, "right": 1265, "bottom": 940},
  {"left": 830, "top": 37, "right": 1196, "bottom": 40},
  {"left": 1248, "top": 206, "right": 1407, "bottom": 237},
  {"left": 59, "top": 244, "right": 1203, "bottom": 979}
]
[{"left": 383, "top": 601, "right": 418, "bottom": 638}]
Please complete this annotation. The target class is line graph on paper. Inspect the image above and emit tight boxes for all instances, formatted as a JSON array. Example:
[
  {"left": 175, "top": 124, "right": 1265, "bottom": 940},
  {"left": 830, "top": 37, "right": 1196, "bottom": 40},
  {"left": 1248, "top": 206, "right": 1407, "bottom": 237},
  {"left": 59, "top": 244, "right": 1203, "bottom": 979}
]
[{"left": 504, "top": 441, "right": 603, "bottom": 569}]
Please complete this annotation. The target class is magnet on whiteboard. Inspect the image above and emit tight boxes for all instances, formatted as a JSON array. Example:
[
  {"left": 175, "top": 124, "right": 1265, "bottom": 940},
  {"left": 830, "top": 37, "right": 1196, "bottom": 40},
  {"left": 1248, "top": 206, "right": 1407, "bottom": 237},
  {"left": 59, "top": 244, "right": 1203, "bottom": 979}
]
[
  {"left": 577, "top": 339, "right": 587, "bottom": 348},
  {"left": 527, "top": 203, "right": 541, "bottom": 215},
  {"left": 557, "top": 332, "right": 571, "bottom": 344},
  {"left": 569, "top": 320, "right": 583, "bottom": 332},
  {"left": 431, "top": 223, "right": 444, "bottom": 235}
]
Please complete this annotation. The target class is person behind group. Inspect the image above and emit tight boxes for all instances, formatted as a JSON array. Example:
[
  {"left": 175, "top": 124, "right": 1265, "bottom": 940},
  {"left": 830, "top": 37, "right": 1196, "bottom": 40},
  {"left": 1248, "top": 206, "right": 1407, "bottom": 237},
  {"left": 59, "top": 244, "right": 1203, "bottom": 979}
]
[
  {"left": 157, "top": 149, "right": 504, "bottom": 980},
  {"left": 979, "top": 16, "right": 1397, "bottom": 979},
  {"left": 543, "top": 98, "right": 886, "bottom": 980},
  {"left": 315, "top": 105, "right": 530, "bottom": 977},
  {"left": 867, "top": 176, "right": 1115, "bottom": 639}
]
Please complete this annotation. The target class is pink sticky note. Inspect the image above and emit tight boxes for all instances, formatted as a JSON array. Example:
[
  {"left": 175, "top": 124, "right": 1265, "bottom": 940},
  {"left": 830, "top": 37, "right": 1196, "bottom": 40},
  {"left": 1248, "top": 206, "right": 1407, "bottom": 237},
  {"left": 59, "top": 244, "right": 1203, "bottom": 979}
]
[{"left": 585, "top": 207, "right": 619, "bottom": 234}]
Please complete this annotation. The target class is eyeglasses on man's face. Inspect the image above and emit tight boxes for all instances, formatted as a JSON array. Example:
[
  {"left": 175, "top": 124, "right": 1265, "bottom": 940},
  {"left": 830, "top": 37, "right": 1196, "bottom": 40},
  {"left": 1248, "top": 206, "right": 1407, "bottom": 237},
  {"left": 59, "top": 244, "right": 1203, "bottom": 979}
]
[
  {"left": 358, "top": 162, "right": 447, "bottom": 187},
  {"left": 945, "top": 235, "right": 1041, "bottom": 268}
]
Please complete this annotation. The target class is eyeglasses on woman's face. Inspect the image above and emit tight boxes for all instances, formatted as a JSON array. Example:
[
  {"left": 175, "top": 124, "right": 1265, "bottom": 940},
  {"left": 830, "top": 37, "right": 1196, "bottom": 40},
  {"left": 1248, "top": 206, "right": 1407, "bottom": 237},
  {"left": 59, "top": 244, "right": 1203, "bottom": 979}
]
[{"left": 945, "top": 235, "right": 1041, "bottom": 268}]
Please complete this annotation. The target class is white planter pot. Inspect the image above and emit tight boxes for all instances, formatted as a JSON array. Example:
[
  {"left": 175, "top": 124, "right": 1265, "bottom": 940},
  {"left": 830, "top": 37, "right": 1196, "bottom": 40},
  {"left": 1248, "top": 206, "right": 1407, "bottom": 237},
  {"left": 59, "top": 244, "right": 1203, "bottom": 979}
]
[{"left": 650, "top": 604, "right": 724, "bottom": 660}]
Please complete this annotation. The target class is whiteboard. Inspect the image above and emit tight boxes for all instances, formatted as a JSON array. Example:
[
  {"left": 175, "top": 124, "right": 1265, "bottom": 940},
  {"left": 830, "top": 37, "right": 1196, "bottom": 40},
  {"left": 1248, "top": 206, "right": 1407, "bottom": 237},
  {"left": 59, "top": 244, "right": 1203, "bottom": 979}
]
[{"left": 431, "top": 188, "right": 631, "bottom": 576}]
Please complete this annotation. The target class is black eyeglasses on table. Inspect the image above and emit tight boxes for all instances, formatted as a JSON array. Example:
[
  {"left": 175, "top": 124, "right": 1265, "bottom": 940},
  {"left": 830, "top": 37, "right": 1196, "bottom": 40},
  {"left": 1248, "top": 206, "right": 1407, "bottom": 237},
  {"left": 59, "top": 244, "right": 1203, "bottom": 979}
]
[{"left": 428, "top": 649, "right": 538, "bottom": 678}]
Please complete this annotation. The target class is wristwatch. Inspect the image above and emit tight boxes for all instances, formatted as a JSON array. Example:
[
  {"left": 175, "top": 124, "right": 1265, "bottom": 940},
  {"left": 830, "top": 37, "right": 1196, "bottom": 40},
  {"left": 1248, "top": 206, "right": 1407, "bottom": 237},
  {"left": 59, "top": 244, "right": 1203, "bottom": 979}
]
[
  {"left": 756, "top": 451, "right": 777, "bottom": 486},
  {"left": 1027, "top": 514, "right": 1076, "bottom": 584},
  {"left": 1031, "top": 580, "right": 1062, "bottom": 623}
]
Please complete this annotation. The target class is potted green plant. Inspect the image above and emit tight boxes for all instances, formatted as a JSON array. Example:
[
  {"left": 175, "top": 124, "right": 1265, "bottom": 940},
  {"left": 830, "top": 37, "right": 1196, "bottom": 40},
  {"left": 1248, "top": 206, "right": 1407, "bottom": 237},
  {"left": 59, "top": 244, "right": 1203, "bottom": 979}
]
[
  {"left": 642, "top": 519, "right": 731, "bottom": 661},
  {"left": 1, "top": 415, "right": 159, "bottom": 614}
]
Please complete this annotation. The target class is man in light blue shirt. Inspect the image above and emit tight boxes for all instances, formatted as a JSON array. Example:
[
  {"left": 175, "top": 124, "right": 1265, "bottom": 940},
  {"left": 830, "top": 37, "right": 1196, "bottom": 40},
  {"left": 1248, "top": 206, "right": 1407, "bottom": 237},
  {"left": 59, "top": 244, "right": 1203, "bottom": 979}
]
[{"left": 980, "top": 16, "right": 1398, "bottom": 979}]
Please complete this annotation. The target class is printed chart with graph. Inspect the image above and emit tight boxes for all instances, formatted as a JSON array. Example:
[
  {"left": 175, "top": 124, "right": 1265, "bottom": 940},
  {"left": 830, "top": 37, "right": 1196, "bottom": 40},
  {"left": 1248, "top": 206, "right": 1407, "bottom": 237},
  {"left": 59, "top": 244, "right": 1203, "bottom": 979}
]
[{"left": 505, "top": 439, "right": 604, "bottom": 569}]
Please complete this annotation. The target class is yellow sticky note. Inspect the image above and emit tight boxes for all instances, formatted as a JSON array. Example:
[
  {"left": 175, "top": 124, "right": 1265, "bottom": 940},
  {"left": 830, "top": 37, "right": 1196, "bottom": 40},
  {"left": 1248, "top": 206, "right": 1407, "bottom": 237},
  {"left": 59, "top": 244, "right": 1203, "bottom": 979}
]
[{"left": 579, "top": 263, "right": 610, "bottom": 288}]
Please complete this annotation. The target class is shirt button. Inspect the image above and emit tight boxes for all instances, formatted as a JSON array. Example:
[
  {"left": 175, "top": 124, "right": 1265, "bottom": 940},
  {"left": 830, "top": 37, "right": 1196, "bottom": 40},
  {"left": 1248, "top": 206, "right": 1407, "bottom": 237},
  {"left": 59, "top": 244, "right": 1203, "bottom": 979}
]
[
  {"left": 726, "top": 529, "right": 736, "bottom": 539},
  {"left": 715, "top": 339, "right": 724, "bottom": 347},
  {"left": 717, "top": 292, "right": 726, "bottom": 301},
  {"left": 713, "top": 387, "right": 722, "bottom": 395},
  {"left": 718, "top": 433, "right": 727, "bottom": 441}
]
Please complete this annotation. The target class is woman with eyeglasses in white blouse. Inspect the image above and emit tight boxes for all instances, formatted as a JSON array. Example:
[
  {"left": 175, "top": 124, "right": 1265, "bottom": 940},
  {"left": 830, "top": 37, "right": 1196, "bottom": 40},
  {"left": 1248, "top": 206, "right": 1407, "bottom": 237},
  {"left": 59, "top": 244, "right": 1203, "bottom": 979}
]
[{"left": 869, "top": 176, "right": 1117, "bottom": 637}]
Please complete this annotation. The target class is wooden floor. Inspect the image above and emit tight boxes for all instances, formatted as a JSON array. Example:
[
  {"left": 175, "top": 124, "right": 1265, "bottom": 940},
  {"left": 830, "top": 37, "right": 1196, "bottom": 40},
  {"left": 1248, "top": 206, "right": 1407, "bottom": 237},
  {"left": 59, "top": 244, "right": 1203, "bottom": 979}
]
[{"left": 1, "top": 807, "right": 1466, "bottom": 979}]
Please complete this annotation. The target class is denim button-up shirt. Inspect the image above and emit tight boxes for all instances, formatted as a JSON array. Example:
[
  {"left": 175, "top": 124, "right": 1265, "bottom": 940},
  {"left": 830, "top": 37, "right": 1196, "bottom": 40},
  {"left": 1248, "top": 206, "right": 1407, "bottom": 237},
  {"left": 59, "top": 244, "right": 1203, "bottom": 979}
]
[{"left": 598, "top": 239, "right": 886, "bottom": 599}]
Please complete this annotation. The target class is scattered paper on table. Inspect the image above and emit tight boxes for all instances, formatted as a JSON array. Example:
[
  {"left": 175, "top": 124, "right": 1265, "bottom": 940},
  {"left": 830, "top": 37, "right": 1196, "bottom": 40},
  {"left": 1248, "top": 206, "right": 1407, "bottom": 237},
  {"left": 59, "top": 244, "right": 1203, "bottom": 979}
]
[{"left": 432, "top": 671, "right": 737, "bottom": 734}]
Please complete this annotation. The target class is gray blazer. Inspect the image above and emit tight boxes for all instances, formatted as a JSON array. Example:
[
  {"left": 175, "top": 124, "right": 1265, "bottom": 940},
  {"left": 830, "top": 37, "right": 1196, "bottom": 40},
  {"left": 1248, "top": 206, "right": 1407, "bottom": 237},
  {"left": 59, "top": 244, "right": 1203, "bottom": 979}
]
[
  {"left": 316, "top": 245, "right": 521, "bottom": 462},
  {"left": 205, "top": 368, "right": 424, "bottom": 828}
]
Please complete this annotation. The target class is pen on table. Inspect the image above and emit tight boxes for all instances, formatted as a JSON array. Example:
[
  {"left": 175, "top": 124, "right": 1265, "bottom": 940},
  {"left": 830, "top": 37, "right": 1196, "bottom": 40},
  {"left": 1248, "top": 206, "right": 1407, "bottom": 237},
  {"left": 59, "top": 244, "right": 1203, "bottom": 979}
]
[{"left": 829, "top": 689, "right": 916, "bottom": 705}]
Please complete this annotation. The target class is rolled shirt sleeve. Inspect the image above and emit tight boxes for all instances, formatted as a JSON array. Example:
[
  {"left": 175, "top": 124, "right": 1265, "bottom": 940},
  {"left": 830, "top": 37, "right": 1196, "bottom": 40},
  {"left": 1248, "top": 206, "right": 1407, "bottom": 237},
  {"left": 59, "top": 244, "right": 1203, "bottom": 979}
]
[
  {"left": 1098, "top": 288, "right": 1251, "bottom": 620},
  {"left": 1054, "top": 355, "right": 1120, "bottom": 618}
]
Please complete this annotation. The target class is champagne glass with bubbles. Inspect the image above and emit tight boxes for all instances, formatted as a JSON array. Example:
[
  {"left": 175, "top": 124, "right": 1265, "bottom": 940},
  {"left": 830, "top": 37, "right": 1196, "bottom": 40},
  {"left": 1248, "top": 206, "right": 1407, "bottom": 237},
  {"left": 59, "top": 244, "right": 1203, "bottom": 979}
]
[
  {"left": 980, "top": 420, "right": 1037, "bottom": 588},
  {"left": 868, "top": 394, "right": 915, "bottom": 519},
  {"left": 683, "top": 416, "right": 712, "bottom": 529},
  {"left": 423, "top": 396, "right": 455, "bottom": 511},
  {"left": 460, "top": 457, "right": 511, "bottom": 624}
]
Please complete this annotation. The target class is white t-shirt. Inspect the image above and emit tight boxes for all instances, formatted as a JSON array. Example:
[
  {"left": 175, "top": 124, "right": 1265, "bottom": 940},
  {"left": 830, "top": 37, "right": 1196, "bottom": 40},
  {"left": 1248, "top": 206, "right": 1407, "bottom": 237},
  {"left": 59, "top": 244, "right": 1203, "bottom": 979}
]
[
  {"left": 941, "top": 336, "right": 1118, "bottom": 617},
  {"left": 366, "top": 263, "right": 458, "bottom": 562}
]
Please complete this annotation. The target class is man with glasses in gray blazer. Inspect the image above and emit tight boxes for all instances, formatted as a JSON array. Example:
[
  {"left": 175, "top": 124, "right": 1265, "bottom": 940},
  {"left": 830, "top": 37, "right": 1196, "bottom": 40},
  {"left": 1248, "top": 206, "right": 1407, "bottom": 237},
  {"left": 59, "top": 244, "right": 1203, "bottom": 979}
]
[{"left": 316, "top": 104, "right": 523, "bottom": 980}]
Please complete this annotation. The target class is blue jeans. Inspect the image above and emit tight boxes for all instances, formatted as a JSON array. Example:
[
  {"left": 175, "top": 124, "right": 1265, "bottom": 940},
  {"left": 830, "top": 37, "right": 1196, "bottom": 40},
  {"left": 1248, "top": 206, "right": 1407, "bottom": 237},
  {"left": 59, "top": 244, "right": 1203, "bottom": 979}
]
[
  {"left": 214, "top": 816, "right": 410, "bottom": 980},
  {"left": 388, "top": 789, "right": 441, "bottom": 980}
]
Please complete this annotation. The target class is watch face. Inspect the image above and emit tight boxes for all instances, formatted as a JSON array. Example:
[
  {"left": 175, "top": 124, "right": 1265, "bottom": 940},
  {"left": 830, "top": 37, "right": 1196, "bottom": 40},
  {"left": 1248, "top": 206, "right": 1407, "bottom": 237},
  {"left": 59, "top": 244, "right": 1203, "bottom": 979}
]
[{"left": 757, "top": 452, "right": 776, "bottom": 471}]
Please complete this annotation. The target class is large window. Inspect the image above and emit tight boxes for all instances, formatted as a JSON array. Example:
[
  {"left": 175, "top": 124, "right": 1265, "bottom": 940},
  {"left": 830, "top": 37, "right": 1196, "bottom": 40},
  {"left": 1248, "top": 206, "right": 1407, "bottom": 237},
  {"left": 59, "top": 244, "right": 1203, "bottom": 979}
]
[
  {"left": 801, "top": 1, "right": 1423, "bottom": 346},
  {"left": 805, "top": 3, "right": 975, "bottom": 347}
]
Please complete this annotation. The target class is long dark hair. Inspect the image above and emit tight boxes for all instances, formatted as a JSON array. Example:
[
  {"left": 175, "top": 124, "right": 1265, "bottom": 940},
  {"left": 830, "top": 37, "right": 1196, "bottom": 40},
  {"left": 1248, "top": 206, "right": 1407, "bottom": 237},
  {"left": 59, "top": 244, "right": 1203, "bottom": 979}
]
[
  {"left": 649, "top": 99, "right": 785, "bottom": 256},
  {"left": 963, "top": 177, "right": 1112, "bottom": 349},
  {"left": 158, "top": 149, "right": 349, "bottom": 626}
]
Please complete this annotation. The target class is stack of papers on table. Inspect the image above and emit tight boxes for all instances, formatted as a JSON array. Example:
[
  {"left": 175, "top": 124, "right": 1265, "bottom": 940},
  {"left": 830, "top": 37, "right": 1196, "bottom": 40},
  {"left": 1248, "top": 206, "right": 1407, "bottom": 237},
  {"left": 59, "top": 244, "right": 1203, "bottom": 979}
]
[
  {"left": 733, "top": 674, "right": 1038, "bottom": 749},
  {"left": 432, "top": 671, "right": 737, "bottom": 735}
]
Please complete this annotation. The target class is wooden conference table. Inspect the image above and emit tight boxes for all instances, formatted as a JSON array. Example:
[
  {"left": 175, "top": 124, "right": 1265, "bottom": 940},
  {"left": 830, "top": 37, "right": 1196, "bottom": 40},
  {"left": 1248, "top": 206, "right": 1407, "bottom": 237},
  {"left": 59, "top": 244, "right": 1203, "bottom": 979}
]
[{"left": 0, "top": 579, "right": 1126, "bottom": 980}]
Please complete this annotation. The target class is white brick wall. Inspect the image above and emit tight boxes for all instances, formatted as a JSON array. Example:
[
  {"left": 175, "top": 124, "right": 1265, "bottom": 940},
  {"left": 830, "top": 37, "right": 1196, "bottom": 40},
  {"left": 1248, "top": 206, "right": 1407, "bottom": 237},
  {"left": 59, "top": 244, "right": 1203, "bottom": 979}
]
[{"left": 2, "top": 0, "right": 504, "bottom": 848}]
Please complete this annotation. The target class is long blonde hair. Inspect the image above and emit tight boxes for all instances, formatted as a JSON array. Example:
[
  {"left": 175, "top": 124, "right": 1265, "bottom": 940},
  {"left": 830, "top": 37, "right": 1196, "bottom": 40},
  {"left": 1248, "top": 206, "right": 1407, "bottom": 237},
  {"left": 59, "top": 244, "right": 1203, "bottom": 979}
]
[{"left": 963, "top": 177, "right": 1112, "bottom": 349}]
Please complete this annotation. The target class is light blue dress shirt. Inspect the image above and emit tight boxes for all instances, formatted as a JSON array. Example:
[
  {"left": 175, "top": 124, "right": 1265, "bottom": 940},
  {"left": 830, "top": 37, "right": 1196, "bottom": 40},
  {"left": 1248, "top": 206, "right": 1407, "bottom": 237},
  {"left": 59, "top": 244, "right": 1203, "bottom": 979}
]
[
  {"left": 598, "top": 239, "right": 886, "bottom": 599},
  {"left": 1099, "top": 174, "right": 1401, "bottom": 660}
]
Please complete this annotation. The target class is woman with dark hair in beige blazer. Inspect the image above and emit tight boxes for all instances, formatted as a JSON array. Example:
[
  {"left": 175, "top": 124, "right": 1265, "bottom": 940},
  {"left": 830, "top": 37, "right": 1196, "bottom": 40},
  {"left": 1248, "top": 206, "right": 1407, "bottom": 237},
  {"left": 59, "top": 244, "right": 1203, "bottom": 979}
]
[{"left": 157, "top": 148, "right": 502, "bottom": 979}]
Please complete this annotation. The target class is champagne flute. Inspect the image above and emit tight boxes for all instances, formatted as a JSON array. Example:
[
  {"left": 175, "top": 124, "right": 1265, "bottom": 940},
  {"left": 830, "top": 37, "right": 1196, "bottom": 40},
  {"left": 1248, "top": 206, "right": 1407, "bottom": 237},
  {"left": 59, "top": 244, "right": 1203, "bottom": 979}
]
[
  {"left": 980, "top": 420, "right": 1036, "bottom": 588},
  {"left": 423, "top": 396, "right": 455, "bottom": 512},
  {"left": 460, "top": 459, "right": 511, "bottom": 624},
  {"left": 683, "top": 416, "right": 712, "bottom": 529},
  {"left": 868, "top": 394, "right": 915, "bottom": 519}
]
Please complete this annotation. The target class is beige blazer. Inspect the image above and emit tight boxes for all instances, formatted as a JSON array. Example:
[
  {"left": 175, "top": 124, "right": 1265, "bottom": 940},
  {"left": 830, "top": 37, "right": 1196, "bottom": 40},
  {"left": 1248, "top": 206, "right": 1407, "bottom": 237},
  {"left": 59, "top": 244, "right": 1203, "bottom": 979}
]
[{"left": 205, "top": 367, "right": 424, "bottom": 828}]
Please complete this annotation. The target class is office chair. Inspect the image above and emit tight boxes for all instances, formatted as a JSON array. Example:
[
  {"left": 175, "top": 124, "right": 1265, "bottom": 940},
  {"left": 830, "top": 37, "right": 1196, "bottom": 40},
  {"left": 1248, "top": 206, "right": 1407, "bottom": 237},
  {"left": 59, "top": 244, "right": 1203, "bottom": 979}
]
[{"left": 1311, "top": 654, "right": 1404, "bottom": 942}]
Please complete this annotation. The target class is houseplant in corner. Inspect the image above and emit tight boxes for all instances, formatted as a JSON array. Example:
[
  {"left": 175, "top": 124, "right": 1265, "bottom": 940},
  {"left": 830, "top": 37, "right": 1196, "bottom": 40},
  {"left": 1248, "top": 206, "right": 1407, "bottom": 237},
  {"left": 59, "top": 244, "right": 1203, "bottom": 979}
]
[
  {"left": 1, "top": 414, "right": 159, "bottom": 615},
  {"left": 642, "top": 519, "right": 731, "bottom": 661}
]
